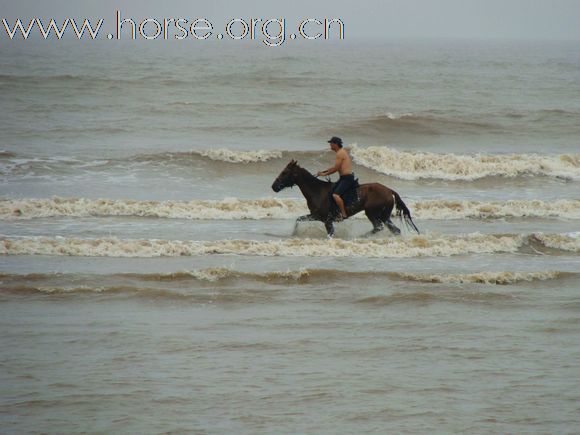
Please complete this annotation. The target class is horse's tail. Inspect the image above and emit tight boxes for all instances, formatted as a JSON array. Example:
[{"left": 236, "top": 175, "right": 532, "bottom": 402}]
[{"left": 393, "top": 191, "right": 420, "bottom": 234}]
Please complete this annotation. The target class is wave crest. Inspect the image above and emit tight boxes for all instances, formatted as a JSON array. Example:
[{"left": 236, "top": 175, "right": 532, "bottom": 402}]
[
  {"left": 1, "top": 233, "right": 577, "bottom": 258},
  {"left": 411, "top": 199, "right": 580, "bottom": 220},
  {"left": 356, "top": 291, "right": 516, "bottom": 306},
  {"left": 194, "top": 148, "right": 283, "bottom": 163},
  {"left": 388, "top": 270, "right": 566, "bottom": 285},
  {"left": 2, "top": 197, "right": 578, "bottom": 221},
  {"left": 4, "top": 146, "right": 579, "bottom": 181},
  {"left": 350, "top": 146, "right": 580, "bottom": 180},
  {"left": 0, "top": 197, "right": 306, "bottom": 220},
  {"left": 2, "top": 269, "right": 573, "bottom": 300}
]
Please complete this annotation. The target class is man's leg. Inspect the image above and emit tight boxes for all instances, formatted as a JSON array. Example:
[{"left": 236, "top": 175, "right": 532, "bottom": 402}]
[{"left": 333, "top": 193, "right": 347, "bottom": 218}]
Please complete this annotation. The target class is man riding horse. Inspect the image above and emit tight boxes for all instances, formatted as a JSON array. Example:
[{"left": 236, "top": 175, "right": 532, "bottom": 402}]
[
  {"left": 316, "top": 136, "right": 356, "bottom": 220},
  {"left": 272, "top": 138, "right": 420, "bottom": 238}
]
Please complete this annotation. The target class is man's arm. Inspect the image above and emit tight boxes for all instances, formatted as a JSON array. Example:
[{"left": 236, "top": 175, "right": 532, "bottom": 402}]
[{"left": 317, "top": 153, "right": 344, "bottom": 177}]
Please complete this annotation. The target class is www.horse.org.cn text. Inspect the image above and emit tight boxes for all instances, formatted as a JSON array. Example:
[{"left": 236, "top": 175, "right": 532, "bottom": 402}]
[{"left": 2, "top": 11, "right": 345, "bottom": 46}]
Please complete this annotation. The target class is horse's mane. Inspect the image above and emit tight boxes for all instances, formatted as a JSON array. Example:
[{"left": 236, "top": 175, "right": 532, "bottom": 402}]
[{"left": 295, "top": 164, "right": 331, "bottom": 186}]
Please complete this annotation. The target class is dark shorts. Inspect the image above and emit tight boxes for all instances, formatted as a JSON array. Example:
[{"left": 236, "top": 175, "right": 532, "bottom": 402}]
[{"left": 332, "top": 174, "right": 356, "bottom": 196}]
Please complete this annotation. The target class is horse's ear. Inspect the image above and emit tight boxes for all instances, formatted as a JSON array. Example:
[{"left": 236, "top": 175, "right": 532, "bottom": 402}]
[{"left": 289, "top": 159, "right": 296, "bottom": 166}]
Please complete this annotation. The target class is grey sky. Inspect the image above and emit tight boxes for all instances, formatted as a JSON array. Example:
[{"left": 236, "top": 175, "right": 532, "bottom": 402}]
[{"left": 1, "top": 0, "right": 579, "bottom": 40}]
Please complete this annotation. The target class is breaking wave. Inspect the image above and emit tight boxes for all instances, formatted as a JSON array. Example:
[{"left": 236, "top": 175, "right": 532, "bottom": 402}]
[
  {"left": 387, "top": 270, "right": 570, "bottom": 285},
  {"left": 410, "top": 199, "right": 580, "bottom": 220},
  {"left": 1, "top": 233, "right": 578, "bottom": 258},
  {"left": 130, "top": 146, "right": 580, "bottom": 181},
  {"left": 193, "top": 148, "right": 283, "bottom": 163},
  {"left": 356, "top": 291, "right": 517, "bottom": 306},
  {"left": 135, "top": 149, "right": 286, "bottom": 164},
  {"left": 0, "top": 149, "right": 309, "bottom": 177},
  {"left": 532, "top": 232, "right": 580, "bottom": 253},
  {"left": 1, "top": 269, "right": 575, "bottom": 300},
  {"left": 137, "top": 269, "right": 576, "bottom": 285},
  {"left": 2, "top": 197, "right": 579, "bottom": 221},
  {"left": 350, "top": 145, "right": 580, "bottom": 180},
  {"left": 0, "top": 283, "right": 276, "bottom": 303},
  {"left": 0, "top": 197, "right": 306, "bottom": 220},
  {"left": 4, "top": 146, "right": 579, "bottom": 181}
]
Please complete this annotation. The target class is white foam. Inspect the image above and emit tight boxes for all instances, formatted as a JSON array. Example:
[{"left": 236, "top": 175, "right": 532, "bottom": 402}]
[
  {"left": 532, "top": 233, "right": 580, "bottom": 253},
  {"left": 385, "top": 112, "right": 414, "bottom": 120},
  {"left": 0, "top": 197, "right": 307, "bottom": 220},
  {"left": 2, "top": 197, "right": 578, "bottom": 221},
  {"left": 391, "top": 270, "right": 566, "bottom": 285},
  {"left": 350, "top": 145, "right": 580, "bottom": 180},
  {"left": 0, "top": 233, "right": 541, "bottom": 258},
  {"left": 410, "top": 199, "right": 580, "bottom": 220},
  {"left": 194, "top": 148, "right": 283, "bottom": 163}
]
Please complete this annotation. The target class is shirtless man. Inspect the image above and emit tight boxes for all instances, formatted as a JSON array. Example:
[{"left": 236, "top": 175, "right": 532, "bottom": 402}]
[{"left": 317, "top": 136, "right": 354, "bottom": 219}]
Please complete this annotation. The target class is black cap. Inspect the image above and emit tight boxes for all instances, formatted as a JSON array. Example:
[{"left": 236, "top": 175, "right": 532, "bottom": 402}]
[{"left": 327, "top": 136, "right": 343, "bottom": 146}]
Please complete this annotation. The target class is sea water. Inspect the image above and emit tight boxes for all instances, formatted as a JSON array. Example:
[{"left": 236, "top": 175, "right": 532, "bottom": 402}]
[{"left": 1, "top": 39, "right": 579, "bottom": 433}]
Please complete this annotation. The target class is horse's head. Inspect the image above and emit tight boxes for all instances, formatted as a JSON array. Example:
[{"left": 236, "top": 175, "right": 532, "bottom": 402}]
[{"left": 272, "top": 159, "right": 300, "bottom": 192}]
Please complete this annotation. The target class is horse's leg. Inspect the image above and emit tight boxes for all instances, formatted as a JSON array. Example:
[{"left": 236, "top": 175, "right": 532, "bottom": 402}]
[
  {"left": 364, "top": 209, "right": 384, "bottom": 235},
  {"left": 384, "top": 218, "right": 401, "bottom": 235},
  {"left": 324, "top": 220, "right": 335, "bottom": 238},
  {"left": 379, "top": 203, "right": 401, "bottom": 235}
]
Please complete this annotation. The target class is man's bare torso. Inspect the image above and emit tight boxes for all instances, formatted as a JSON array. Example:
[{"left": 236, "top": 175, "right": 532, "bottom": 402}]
[{"left": 335, "top": 148, "right": 352, "bottom": 176}]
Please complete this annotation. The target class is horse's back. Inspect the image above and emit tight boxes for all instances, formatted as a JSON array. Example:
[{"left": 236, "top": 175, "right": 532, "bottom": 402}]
[
  {"left": 357, "top": 182, "right": 396, "bottom": 210},
  {"left": 359, "top": 182, "right": 395, "bottom": 196}
]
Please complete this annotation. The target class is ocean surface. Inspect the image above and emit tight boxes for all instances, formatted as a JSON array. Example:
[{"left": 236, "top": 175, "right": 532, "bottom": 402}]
[{"left": 1, "top": 39, "right": 579, "bottom": 433}]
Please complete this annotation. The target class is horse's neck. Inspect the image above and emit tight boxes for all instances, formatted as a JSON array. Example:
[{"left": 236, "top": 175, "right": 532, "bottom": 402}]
[{"left": 295, "top": 168, "right": 330, "bottom": 211}]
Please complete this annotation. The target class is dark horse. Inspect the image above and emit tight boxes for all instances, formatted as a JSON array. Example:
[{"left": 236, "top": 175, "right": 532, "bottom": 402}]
[{"left": 272, "top": 160, "right": 420, "bottom": 237}]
